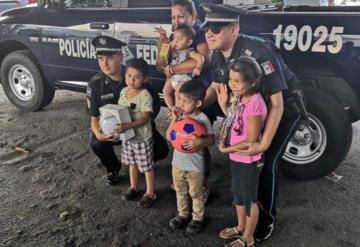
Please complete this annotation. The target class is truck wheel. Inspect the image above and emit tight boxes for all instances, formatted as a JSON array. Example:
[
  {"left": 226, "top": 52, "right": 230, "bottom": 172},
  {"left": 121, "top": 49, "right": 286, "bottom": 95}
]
[
  {"left": 281, "top": 88, "right": 352, "bottom": 179},
  {"left": 0, "top": 50, "right": 55, "bottom": 112}
]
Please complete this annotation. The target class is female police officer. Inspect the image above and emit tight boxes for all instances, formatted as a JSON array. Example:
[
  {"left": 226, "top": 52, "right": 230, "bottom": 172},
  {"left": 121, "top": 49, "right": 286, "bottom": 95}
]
[
  {"left": 86, "top": 35, "right": 160, "bottom": 186},
  {"left": 200, "top": 4, "right": 307, "bottom": 243}
]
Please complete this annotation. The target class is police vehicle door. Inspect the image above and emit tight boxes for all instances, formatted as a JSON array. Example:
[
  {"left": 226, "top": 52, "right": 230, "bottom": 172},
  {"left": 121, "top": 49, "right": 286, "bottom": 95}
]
[{"left": 39, "top": 0, "right": 123, "bottom": 89}]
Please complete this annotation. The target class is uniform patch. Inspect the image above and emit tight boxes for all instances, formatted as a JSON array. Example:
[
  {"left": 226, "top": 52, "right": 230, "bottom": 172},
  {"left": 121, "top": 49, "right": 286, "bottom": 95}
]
[
  {"left": 86, "top": 87, "right": 92, "bottom": 97},
  {"left": 87, "top": 98, "right": 91, "bottom": 109},
  {"left": 261, "top": 60, "right": 276, "bottom": 76},
  {"left": 244, "top": 49, "right": 253, "bottom": 57},
  {"left": 101, "top": 93, "right": 115, "bottom": 101}
]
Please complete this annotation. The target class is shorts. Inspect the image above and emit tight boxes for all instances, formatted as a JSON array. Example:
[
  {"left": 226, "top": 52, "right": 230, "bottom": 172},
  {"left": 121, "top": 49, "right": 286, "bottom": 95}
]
[
  {"left": 171, "top": 74, "right": 192, "bottom": 89},
  {"left": 231, "top": 160, "right": 262, "bottom": 216},
  {"left": 121, "top": 138, "right": 154, "bottom": 173}
]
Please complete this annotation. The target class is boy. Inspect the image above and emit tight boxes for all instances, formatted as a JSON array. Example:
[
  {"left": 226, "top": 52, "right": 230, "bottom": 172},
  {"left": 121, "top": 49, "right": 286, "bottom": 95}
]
[
  {"left": 114, "top": 58, "right": 156, "bottom": 208},
  {"left": 166, "top": 80, "right": 215, "bottom": 233}
]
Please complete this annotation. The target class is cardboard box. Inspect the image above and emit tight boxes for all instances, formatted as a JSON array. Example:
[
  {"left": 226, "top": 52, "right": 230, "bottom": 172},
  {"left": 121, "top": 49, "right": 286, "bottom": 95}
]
[{"left": 99, "top": 104, "right": 135, "bottom": 142}]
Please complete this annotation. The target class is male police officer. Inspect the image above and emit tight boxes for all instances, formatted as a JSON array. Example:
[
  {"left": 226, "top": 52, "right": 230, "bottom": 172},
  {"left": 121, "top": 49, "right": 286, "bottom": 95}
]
[
  {"left": 86, "top": 35, "right": 160, "bottom": 185},
  {"left": 201, "top": 4, "right": 307, "bottom": 242}
]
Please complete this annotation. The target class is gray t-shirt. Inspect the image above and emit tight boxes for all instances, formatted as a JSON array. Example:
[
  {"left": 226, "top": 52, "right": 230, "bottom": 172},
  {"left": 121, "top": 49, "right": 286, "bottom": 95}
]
[{"left": 172, "top": 112, "right": 213, "bottom": 172}]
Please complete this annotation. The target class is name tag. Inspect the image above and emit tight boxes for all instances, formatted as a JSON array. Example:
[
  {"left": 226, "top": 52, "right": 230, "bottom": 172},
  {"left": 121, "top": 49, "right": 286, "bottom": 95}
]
[{"left": 101, "top": 93, "right": 114, "bottom": 101}]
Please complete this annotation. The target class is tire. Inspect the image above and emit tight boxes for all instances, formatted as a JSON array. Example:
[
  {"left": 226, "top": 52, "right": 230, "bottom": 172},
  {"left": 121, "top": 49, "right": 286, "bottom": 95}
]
[
  {"left": 0, "top": 50, "right": 55, "bottom": 112},
  {"left": 281, "top": 88, "right": 352, "bottom": 180}
]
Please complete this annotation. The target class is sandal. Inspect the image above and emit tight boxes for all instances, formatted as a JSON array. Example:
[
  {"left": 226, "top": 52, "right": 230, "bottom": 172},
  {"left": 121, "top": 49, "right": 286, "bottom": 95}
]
[
  {"left": 219, "top": 227, "right": 243, "bottom": 239},
  {"left": 138, "top": 194, "right": 157, "bottom": 208},
  {"left": 225, "top": 238, "right": 255, "bottom": 247}
]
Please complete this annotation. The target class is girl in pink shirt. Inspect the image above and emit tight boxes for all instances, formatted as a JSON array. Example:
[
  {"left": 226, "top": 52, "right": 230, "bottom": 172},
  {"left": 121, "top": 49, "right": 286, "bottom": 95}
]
[{"left": 216, "top": 57, "right": 268, "bottom": 247}]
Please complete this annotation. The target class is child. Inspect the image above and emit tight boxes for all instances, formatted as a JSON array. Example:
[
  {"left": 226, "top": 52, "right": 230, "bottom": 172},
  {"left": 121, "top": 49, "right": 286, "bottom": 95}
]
[
  {"left": 166, "top": 80, "right": 215, "bottom": 234},
  {"left": 115, "top": 58, "right": 157, "bottom": 208},
  {"left": 161, "top": 24, "right": 205, "bottom": 110},
  {"left": 216, "top": 57, "right": 268, "bottom": 247}
]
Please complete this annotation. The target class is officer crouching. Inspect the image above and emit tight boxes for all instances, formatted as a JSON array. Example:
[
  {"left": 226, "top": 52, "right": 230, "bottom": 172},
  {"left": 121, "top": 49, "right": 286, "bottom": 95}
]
[{"left": 86, "top": 35, "right": 160, "bottom": 185}]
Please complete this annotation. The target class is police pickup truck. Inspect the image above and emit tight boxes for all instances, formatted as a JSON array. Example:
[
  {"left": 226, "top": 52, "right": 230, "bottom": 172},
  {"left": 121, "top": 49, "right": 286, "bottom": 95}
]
[{"left": 0, "top": 0, "right": 359, "bottom": 180}]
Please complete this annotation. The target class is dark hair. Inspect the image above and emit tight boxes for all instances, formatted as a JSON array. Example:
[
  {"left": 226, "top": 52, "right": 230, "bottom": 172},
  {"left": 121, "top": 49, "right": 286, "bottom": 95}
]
[
  {"left": 228, "top": 56, "right": 263, "bottom": 94},
  {"left": 174, "top": 23, "right": 196, "bottom": 41},
  {"left": 179, "top": 80, "right": 206, "bottom": 102},
  {"left": 171, "top": 0, "right": 196, "bottom": 15},
  {"left": 125, "top": 58, "right": 149, "bottom": 78}
]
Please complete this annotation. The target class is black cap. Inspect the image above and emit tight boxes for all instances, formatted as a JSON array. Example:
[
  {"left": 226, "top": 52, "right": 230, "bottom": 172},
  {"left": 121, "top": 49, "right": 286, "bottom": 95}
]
[
  {"left": 200, "top": 3, "right": 245, "bottom": 28},
  {"left": 92, "top": 35, "right": 127, "bottom": 55}
]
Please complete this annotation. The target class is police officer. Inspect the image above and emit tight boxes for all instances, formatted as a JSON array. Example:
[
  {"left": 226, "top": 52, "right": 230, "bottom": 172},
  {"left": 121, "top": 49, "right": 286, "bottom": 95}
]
[
  {"left": 200, "top": 4, "right": 308, "bottom": 242},
  {"left": 87, "top": 35, "right": 161, "bottom": 185}
]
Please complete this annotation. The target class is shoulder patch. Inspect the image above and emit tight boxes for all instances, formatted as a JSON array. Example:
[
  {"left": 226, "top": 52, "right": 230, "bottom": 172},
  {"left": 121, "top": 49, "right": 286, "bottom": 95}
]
[{"left": 261, "top": 60, "right": 276, "bottom": 76}]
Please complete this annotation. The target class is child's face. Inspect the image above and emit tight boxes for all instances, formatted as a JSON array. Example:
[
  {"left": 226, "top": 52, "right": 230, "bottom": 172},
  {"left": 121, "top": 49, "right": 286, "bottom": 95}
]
[
  {"left": 178, "top": 93, "right": 201, "bottom": 115},
  {"left": 172, "top": 31, "right": 192, "bottom": 51},
  {"left": 125, "top": 67, "right": 146, "bottom": 90},
  {"left": 228, "top": 69, "right": 254, "bottom": 97}
]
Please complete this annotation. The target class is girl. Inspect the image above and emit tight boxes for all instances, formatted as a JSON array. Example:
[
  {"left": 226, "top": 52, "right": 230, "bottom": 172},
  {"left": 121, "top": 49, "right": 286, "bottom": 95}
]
[
  {"left": 216, "top": 57, "right": 268, "bottom": 247},
  {"left": 114, "top": 58, "right": 157, "bottom": 208}
]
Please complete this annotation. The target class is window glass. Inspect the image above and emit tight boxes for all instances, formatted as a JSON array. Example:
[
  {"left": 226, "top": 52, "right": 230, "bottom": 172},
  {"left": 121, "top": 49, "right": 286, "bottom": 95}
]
[{"left": 64, "top": 0, "right": 119, "bottom": 8}]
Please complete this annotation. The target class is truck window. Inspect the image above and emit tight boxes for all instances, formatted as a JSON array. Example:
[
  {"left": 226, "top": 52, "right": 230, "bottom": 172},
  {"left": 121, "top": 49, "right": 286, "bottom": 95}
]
[{"left": 64, "top": 0, "right": 120, "bottom": 8}]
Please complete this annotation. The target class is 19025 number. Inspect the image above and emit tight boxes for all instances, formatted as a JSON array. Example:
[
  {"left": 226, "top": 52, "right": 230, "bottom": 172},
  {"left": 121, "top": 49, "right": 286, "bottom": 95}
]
[{"left": 273, "top": 25, "right": 344, "bottom": 54}]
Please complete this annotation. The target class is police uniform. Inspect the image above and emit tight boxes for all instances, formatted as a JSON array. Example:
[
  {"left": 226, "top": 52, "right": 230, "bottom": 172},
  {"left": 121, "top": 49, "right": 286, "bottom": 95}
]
[
  {"left": 87, "top": 35, "right": 161, "bottom": 184},
  {"left": 202, "top": 4, "right": 307, "bottom": 241}
]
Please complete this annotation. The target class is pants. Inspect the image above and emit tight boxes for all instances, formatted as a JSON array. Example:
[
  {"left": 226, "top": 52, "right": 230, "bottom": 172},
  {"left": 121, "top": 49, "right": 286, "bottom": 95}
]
[
  {"left": 172, "top": 166, "right": 205, "bottom": 221},
  {"left": 258, "top": 114, "right": 301, "bottom": 221},
  {"left": 89, "top": 131, "right": 121, "bottom": 174}
]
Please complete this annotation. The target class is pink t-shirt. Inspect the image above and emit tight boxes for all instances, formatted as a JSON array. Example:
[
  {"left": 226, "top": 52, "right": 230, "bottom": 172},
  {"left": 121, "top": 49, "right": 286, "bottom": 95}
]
[{"left": 229, "top": 93, "right": 268, "bottom": 164}]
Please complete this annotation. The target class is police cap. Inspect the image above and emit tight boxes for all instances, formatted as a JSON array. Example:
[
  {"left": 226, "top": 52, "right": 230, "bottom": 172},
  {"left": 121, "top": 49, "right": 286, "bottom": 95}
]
[
  {"left": 201, "top": 3, "right": 245, "bottom": 28},
  {"left": 92, "top": 35, "right": 127, "bottom": 56}
]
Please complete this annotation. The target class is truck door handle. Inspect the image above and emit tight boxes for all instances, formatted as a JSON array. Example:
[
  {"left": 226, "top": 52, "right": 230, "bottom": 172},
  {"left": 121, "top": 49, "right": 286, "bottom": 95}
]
[{"left": 90, "top": 22, "right": 110, "bottom": 30}]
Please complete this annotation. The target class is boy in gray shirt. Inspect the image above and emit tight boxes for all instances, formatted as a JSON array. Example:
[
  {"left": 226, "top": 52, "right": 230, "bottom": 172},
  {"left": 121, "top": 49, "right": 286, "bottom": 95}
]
[{"left": 166, "top": 80, "right": 215, "bottom": 234}]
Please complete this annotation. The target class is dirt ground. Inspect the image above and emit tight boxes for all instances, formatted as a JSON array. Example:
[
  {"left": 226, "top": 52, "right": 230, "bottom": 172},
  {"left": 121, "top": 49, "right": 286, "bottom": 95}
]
[{"left": 0, "top": 87, "right": 359, "bottom": 247}]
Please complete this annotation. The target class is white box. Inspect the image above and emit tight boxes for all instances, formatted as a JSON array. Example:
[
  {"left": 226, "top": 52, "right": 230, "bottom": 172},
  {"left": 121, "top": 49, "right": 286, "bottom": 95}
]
[{"left": 99, "top": 104, "right": 135, "bottom": 142}]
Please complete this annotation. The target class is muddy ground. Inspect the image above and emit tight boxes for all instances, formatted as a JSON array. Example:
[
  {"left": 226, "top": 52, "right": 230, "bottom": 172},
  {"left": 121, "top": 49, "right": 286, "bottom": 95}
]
[{"left": 0, "top": 86, "right": 359, "bottom": 247}]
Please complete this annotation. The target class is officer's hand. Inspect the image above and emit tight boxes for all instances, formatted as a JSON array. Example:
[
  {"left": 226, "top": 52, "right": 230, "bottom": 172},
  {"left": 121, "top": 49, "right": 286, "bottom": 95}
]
[
  {"left": 215, "top": 84, "right": 229, "bottom": 108},
  {"left": 235, "top": 142, "right": 265, "bottom": 156},
  {"left": 192, "top": 67, "right": 202, "bottom": 77},
  {"left": 163, "top": 65, "right": 172, "bottom": 78},
  {"left": 113, "top": 123, "right": 129, "bottom": 134},
  {"left": 96, "top": 132, "right": 116, "bottom": 142}
]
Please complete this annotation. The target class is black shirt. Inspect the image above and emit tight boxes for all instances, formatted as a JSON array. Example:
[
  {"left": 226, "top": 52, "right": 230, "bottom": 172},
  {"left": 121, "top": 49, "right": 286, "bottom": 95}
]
[
  {"left": 211, "top": 34, "right": 301, "bottom": 101},
  {"left": 86, "top": 69, "right": 161, "bottom": 119}
]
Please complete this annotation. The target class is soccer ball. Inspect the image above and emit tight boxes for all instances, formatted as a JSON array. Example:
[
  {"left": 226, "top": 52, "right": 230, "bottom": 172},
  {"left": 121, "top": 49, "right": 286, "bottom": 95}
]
[{"left": 169, "top": 117, "right": 206, "bottom": 153}]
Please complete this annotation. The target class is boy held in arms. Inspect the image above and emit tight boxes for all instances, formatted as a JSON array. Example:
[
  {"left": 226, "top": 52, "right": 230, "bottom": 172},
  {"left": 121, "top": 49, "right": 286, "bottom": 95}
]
[
  {"left": 166, "top": 80, "right": 215, "bottom": 233},
  {"left": 160, "top": 24, "right": 205, "bottom": 111}
]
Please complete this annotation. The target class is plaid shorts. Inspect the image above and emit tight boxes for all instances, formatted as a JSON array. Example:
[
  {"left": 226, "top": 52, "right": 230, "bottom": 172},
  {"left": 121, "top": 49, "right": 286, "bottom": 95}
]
[{"left": 121, "top": 138, "right": 154, "bottom": 173}]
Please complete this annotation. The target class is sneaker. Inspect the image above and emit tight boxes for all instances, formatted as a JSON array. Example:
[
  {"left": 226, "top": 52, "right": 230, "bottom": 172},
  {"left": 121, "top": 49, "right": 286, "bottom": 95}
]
[
  {"left": 169, "top": 215, "right": 190, "bottom": 230},
  {"left": 137, "top": 194, "right": 157, "bottom": 208},
  {"left": 186, "top": 219, "right": 204, "bottom": 234},
  {"left": 106, "top": 172, "right": 120, "bottom": 185},
  {"left": 122, "top": 188, "right": 140, "bottom": 201},
  {"left": 254, "top": 220, "right": 274, "bottom": 242}
]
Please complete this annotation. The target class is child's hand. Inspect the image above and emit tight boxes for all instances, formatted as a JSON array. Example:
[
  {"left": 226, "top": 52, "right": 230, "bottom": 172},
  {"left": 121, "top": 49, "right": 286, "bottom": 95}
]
[
  {"left": 215, "top": 84, "right": 229, "bottom": 108},
  {"left": 113, "top": 123, "right": 129, "bottom": 134},
  {"left": 166, "top": 106, "right": 181, "bottom": 121},
  {"left": 183, "top": 135, "right": 203, "bottom": 150},
  {"left": 192, "top": 67, "right": 202, "bottom": 77},
  {"left": 218, "top": 141, "right": 229, "bottom": 153},
  {"left": 154, "top": 26, "right": 169, "bottom": 43}
]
